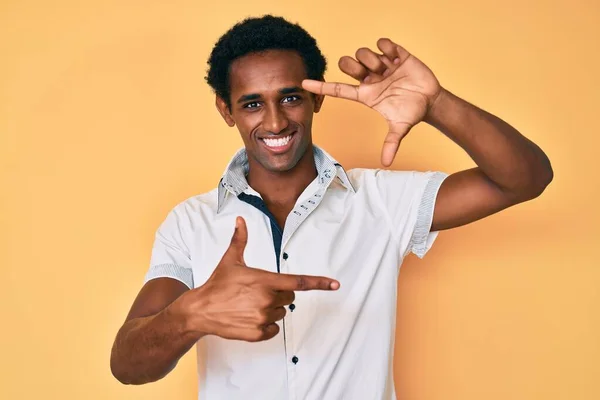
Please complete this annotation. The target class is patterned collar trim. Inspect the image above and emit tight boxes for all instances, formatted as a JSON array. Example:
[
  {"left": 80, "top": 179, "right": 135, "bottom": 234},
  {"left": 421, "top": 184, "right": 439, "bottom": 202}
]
[{"left": 217, "top": 145, "right": 355, "bottom": 213}]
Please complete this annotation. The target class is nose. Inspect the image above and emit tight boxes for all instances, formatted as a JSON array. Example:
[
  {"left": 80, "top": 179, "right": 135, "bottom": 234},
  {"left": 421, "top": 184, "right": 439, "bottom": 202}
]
[{"left": 262, "top": 103, "right": 289, "bottom": 134}]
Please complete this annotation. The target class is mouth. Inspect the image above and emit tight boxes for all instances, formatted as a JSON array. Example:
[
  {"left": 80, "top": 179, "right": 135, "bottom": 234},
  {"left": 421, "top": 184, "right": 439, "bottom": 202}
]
[{"left": 259, "top": 131, "right": 296, "bottom": 154}]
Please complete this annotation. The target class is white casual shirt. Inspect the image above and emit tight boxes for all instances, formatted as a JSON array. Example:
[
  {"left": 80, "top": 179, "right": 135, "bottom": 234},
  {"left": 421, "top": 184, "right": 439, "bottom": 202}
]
[{"left": 145, "top": 145, "right": 448, "bottom": 400}]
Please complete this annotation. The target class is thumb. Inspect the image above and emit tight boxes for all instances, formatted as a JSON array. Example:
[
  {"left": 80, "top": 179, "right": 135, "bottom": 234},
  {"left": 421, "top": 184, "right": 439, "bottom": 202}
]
[
  {"left": 223, "top": 216, "right": 248, "bottom": 264},
  {"left": 381, "top": 121, "right": 412, "bottom": 167}
]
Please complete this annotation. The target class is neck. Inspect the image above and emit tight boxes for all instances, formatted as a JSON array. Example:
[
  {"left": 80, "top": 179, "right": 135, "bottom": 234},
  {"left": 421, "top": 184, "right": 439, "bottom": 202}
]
[{"left": 246, "top": 147, "right": 317, "bottom": 206}]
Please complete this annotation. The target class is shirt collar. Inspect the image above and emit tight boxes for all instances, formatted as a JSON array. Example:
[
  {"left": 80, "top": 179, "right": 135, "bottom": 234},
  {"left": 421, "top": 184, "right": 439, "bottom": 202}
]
[{"left": 217, "top": 145, "right": 355, "bottom": 213}]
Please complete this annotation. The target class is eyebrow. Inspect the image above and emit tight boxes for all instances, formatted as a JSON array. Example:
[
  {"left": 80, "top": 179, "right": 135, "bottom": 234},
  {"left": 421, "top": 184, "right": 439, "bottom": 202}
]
[
  {"left": 279, "top": 86, "right": 302, "bottom": 95},
  {"left": 236, "top": 86, "right": 303, "bottom": 104}
]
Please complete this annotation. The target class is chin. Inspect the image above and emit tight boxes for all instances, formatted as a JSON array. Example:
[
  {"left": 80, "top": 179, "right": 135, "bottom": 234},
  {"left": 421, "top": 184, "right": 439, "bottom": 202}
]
[
  {"left": 264, "top": 160, "right": 297, "bottom": 173},
  {"left": 257, "top": 150, "right": 304, "bottom": 173},
  {"left": 251, "top": 138, "right": 310, "bottom": 173}
]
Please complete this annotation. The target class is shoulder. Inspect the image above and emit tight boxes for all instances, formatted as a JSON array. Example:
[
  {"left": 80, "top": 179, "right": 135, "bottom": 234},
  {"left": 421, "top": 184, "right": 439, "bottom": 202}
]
[
  {"left": 346, "top": 168, "right": 434, "bottom": 189},
  {"left": 172, "top": 188, "right": 219, "bottom": 215},
  {"left": 158, "top": 188, "right": 219, "bottom": 231}
]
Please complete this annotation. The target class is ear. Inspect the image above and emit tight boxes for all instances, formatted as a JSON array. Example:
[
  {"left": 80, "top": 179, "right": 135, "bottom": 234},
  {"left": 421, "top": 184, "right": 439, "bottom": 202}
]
[
  {"left": 313, "top": 94, "right": 325, "bottom": 113},
  {"left": 215, "top": 96, "right": 235, "bottom": 127}
]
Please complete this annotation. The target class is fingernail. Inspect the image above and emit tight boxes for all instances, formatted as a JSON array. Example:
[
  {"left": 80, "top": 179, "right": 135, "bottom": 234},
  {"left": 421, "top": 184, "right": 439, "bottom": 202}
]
[
  {"left": 363, "top": 76, "right": 371, "bottom": 83},
  {"left": 235, "top": 217, "right": 240, "bottom": 228},
  {"left": 393, "top": 58, "right": 400, "bottom": 64},
  {"left": 330, "top": 281, "right": 340, "bottom": 290}
]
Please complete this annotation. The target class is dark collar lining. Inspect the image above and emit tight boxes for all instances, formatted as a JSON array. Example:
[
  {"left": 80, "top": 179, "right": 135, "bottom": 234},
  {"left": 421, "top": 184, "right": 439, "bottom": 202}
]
[{"left": 237, "top": 193, "right": 283, "bottom": 273}]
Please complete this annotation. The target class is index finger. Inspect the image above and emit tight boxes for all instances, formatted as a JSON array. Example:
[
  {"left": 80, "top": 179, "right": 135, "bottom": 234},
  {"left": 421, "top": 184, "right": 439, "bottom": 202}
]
[
  {"left": 302, "top": 79, "right": 359, "bottom": 102},
  {"left": 267, "top": 272, "right": 340, "bottom": 291}
]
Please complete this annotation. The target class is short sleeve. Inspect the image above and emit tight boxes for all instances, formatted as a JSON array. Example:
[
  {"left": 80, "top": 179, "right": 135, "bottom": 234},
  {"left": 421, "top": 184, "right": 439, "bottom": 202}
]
[
  {"left": 375, "top": 170, "right": 448, "bottom": 259},
  {"left": 144, "top": 206, "right": 194, "bottom": 289}
]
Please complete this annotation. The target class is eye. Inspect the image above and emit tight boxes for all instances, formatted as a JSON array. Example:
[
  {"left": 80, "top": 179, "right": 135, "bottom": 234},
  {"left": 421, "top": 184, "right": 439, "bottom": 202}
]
[
  {"left": 243, "top": 102, "right": 261, "bottom": 109},
  {"left": 281, "top": 95, "right": 300, "bottom": 104}
]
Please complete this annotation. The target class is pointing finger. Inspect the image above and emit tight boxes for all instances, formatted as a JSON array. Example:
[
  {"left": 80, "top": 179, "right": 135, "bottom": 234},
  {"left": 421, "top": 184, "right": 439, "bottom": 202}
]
[
  {"left": 302, "top": 79, "right": 360, "bottom": 102},
  {"left": 266, "top": 272, "right": 341, "bottom": 291}
]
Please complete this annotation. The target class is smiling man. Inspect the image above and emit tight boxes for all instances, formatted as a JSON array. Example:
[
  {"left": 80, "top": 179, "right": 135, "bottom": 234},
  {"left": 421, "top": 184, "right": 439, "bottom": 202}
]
[{"left": 110, "top": 15, "right": 553, "bottom": 400}]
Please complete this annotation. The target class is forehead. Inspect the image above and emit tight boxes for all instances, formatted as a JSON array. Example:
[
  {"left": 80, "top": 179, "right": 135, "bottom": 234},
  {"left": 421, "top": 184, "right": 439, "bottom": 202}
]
[{"left": 229, "top": 50, "right": 308, "bottom": 95}]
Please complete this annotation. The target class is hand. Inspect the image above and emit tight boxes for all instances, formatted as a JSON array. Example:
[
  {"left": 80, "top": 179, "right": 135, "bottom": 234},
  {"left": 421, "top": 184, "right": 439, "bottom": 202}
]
[
  {"left": 302, "top": 38, "right": 442, "bottom": 167},
  {"left": 178, "top": 217, "right": 340, "bottom": 342}
]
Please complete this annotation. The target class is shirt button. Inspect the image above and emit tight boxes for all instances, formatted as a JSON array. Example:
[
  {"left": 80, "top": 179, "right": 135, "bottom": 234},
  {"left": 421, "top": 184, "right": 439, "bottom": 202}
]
[
  {"left": 289, "top": 304, "right": 295, "bottom": 311},
  {"left": 283, "top": 252, "right": 289, "bottom": 260},
  {"left": 292, "top": 356, "right": 299, "bottom": 364}
]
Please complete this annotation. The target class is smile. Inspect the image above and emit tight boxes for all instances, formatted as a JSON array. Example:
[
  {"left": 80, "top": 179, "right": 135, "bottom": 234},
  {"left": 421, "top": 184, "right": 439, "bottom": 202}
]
[
  {"left": 260, "top": 132, "right": 296, "bottom": 152},
  {"left": 263, "top": 135, "right": 291, "bottom": 147}
]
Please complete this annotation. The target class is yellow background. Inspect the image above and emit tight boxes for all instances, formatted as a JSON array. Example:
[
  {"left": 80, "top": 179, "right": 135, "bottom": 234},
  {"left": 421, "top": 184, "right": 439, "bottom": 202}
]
[{"left": 1, "top": 0, "right": 598, "bottom": 399}]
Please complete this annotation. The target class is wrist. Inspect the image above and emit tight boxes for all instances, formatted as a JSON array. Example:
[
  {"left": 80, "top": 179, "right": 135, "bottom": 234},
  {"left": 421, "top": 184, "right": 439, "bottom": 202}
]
[
  {"left": 166, "top": 288, "right": 210, "bottom": 341},
  {"left": 424, "top": 87, "right": 451, "bottom": 126}
]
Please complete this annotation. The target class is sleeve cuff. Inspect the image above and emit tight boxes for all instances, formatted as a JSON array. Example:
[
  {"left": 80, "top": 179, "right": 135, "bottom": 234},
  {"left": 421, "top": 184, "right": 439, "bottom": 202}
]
[
  {"left": 408, "top": 172, "right": 448, "bottom": 258},
  {"left": 144, "top": 263, "right": 194, "bottom": 289}
]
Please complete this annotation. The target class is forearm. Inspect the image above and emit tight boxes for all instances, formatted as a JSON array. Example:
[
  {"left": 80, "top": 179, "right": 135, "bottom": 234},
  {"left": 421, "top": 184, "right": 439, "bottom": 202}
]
[
  {"left": 425, "top": 88, "right": 553, "bottom": 198},
  {"left": 110, "top": 304, "right": 203, "bottom": 385}
]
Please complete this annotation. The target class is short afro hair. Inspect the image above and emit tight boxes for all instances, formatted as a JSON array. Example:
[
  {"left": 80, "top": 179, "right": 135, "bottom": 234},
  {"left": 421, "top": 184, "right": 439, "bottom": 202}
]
[{"left": 205, "top": 15, "right": 327, "bottom": 109}]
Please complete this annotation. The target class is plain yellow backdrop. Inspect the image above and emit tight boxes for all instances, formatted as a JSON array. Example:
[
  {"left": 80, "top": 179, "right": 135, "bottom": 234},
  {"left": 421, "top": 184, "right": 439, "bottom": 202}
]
[{"left": 1, "top": 0, "right": 598, "bottom": 399}]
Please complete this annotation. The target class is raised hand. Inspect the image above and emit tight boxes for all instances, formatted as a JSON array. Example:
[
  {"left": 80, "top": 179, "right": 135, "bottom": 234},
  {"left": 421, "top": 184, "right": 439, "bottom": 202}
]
[
  {"left": 302, "top": 38, "right": 442, "bottom": 167},
  {"left": 175, "top": 217, "right": 340, "bottom": 342}
]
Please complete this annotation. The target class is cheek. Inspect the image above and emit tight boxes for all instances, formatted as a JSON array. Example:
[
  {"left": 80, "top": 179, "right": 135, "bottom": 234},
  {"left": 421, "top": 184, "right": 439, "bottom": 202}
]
[
  {"left": 288, "top": 105, "right": 313, "bottom": 125},
  {"left": 234, "top": 115, "right": 260, "bottom": 138}
]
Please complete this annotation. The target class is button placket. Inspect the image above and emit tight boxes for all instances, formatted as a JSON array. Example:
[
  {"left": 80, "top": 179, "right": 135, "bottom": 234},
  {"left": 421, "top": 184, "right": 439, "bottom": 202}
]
[
  {"left": 281, "top": 185, "right": 328, "bottom": 249},
  {"left": 279, "top": 176, "right": 331, "bottom": 400},
  {"left": 282, "top": 252, "right": 295, "bottom": 311},
  {"left": 280, "top": 244, "right": 297, "bottom": 399},
  {"left": 285, "top": 292, "right": 297, "bottom": 400}
]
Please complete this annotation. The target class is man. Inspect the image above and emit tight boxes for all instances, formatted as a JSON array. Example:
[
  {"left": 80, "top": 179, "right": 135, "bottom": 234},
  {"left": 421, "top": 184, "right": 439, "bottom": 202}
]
[{"left": 110, "top": 15, "right": 552, "bottom": 399}]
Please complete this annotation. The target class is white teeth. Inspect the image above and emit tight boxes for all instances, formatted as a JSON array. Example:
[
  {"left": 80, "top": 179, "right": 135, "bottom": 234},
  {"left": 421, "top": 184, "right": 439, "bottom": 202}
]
[{"left": 263, "top": 135, "right": 292, "bottom": 148}]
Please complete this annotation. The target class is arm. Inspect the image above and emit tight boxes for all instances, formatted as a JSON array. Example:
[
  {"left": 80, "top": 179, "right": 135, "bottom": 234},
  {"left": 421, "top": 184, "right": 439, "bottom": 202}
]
[
  {"left": 110, "top": 278, "right": 201, "bottom": 385},
  {"left": 111, "top": 202, "right": 204, "bottom": 384},
  {"left": 302, "top": 38, "right": 553, "bottom": 231},
  {"left": 111, "top": 217, "right": 339, "bottom": 385},
  {"left": 426, "top": 89, "right": 553, "bottom": 231}
]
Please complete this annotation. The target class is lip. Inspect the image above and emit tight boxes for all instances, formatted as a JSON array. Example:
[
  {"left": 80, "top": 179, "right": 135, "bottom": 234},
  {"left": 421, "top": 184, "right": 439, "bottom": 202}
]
[{"left": 259, "top": 132, "right": 296, "bottom": 154}]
